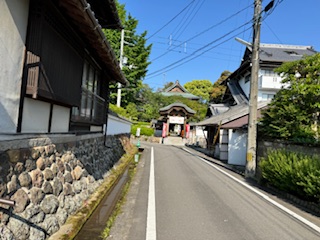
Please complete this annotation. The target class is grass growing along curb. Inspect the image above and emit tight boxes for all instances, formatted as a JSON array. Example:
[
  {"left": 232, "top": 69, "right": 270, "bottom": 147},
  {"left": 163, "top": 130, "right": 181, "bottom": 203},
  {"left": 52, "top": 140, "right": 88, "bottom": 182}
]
[
  {"left": 51, "top": 146, "right": 137, "bottom": 240},
  {"left": 100, "top": 159, "right": 138, "bottom": 239}
]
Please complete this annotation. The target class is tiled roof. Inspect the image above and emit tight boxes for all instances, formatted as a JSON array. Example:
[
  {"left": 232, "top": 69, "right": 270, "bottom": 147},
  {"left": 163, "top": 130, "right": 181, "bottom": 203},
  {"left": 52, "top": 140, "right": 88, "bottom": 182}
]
[
  {"left": 161, "top": 92, "right": 200, "bottom": 100},
  {"left": 159, "top": 102, "right": 196, "bottom": 114},
  {"left": 196, "top": 101, "right": 270, "bottom": 126}
]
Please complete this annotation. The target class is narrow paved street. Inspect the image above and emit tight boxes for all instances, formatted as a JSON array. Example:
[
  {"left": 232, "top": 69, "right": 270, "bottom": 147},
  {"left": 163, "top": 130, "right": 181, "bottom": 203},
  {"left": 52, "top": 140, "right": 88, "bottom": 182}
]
[{"left": 107, "top": 142, "right": 320, "bottom": 240}]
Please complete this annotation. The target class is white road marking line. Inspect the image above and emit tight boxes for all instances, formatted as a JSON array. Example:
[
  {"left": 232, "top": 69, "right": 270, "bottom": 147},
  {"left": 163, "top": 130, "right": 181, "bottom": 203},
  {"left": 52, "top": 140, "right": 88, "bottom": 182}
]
[
  {"left": 182, "top": 147, "right": 320, "bottom": 234},
  {"left": 146, "top": 147, "right": 157, "bottom": 240}
]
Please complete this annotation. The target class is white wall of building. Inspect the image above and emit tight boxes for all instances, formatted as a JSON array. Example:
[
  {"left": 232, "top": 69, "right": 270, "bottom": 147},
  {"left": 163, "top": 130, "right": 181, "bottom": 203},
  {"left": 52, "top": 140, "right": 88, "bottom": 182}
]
[
  {"left": 228, "top": 129, "right": 247, "bottom": 166},
  {"left": 51, "top": 105, "right": 70, "bottom": 133},
  {"left": 0, "top": 0, "right": 29, "bottom": 133},
  {"left": 107, "top": 114, "right": 132, "bottom": 135},
  {"left": 21, "top": 98, "right": 50, "bottom": 133}
]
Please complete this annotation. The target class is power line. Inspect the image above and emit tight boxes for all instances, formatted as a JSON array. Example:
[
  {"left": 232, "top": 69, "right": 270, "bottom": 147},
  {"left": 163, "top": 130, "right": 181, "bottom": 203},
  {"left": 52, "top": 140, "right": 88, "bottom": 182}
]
[
  {"left": 145, "top": 0, "right": 283, "bottom": 81},
  {"left": 174, "top": 0, "right": 206, "bottom": 40},
  {"left": 150, "top": 3, "right": 254, "bottom": 62},
  {"left": 146, "top": 19, "right": 253, "bottom": 78},
  {"left": 146, "top": 0, "right": 196, "bottom": 41}
]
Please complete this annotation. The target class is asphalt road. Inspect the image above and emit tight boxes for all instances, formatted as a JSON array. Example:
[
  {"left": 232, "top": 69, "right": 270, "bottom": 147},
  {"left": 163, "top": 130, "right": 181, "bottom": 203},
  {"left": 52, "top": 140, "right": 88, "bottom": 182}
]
[{"left": 107, "top": 142, "right": 320, "bottom": 240}]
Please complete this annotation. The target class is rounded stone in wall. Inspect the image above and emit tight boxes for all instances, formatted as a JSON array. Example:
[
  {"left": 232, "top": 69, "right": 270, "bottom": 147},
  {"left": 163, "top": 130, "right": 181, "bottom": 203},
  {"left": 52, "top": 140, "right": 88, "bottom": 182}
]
[
  {"left": 30, "top": 169, "right": 44, "bottom": 188},
  {"left": 43, "top": 168, "right": 54, "bottom": 181},
  {"left": 7, "top": 175, "right": 18, "bottom": 194},
  {"left": 11, "top": 189, "right": 30, "bottom": 213},
  {"left": 65, "top": 163, "right": 72, "bottom": 172},
  {"left": 50, "top": 163, "right": 58, "bottom": 176},
  {"left": 52, "top": 178, "right": 63, "bottom": 196},
  {"left": 25, "top": 159, "right": 36, "bottom": 172},
  {"left": 56, "top": 207, "right": 68, "bottom": 226},
  {"left": 87, "top": 175, "right": 95, "bottom": 184},
  {"left": 45, "top": 144, "right": 55, "bottom": 156},
  {"left": 80, "top": 177, "right": 87, "bottom": 190},
  {"left": 0, "top": 224, "right": 14, "bottom": 240},
  {"left": 41, "top": 215, "right": 59, "bottom": 236},
  {"left": 18, "top": 172, "right": 32, "bottom": 188},
  {"left": 64, "top": 172, "right": 73, "bottom": 184},
  {"left": 63, "top": 196, "right": 77, "bottom": 215},
  {"left": 63, "top": 182, "right": 74, "bottom": 196},
  {"left": 56, "top": 159, "right": 65, "bottom": 174},
  {"left": 7, "top": 217, "right": 30, "bottom": 240},
  {"left": 30, "top": 188, "right": 45, "bottom": 205},
  {"left": 61, "top": 153, "right": 72, "bottom": 163},
  {"left": 73, "top": 180, "right": 82, "bottom": 194},
  {"left": 0, "top": 210, "right": 10, "bottom": 225},
  {"left": 40, "top": 195, "right": 59, "bottom": 214},
  {"left": 36, "top": 157, "right": 45, "bottom": 171},
  {"left": 56, "top": 172, "right": 65, "bottom": 184},
  {"left": 49, "top": 154, "right": 56, "bottom": 164},
  {"left": 29, "top": 226, "right": 46, "bottom": 240},
  {"left": 58, "top": 194, "right": 65, "bottom": 208},
  {"left": 72, "top": 166, "right": 84, "bottom": 181},
  {"left": 14, "top": 162, "right": 25, "bottom": 174},
  {"left": 23, "top": 204, "right": 45, "bottom": 224},
  {"left": 42, "top": 181, "right": 53, "bottom": 194}
]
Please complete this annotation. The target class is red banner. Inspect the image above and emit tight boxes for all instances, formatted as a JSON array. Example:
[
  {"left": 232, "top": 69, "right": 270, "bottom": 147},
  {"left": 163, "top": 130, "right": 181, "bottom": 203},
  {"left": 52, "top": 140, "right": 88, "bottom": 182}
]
[
  {"left": 162, "top": 123, "right": 167, "bottom": 138},
  {"left": 186, "top": 124, "right": 190, "bottom": 139}
]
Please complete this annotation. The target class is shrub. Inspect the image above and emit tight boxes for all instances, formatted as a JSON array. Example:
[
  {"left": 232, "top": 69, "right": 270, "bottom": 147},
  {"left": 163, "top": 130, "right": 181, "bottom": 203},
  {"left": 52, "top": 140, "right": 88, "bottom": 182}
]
[
  {"left": 131, "top": 124, "right": 154, "bottom": 137},
  {"left": 260, "top": 149, "right": 320, "bottom": 202}
]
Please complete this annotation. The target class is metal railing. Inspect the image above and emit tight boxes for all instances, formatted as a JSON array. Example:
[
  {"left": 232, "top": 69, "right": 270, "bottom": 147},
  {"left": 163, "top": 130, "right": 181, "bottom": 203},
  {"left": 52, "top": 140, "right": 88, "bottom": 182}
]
[{"left": 71, "top": 88, "right": 105, "bottom": 125}]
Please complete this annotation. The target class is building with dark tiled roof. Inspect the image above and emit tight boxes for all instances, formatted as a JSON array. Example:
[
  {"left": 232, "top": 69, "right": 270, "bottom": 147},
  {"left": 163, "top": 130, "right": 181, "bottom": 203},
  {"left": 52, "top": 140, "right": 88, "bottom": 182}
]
[
  {"left": 161, "top": 80, "right": 200, "bottom": 101},
  {"left": 196, "top": 42, "right": 317, "bottom": 166}
]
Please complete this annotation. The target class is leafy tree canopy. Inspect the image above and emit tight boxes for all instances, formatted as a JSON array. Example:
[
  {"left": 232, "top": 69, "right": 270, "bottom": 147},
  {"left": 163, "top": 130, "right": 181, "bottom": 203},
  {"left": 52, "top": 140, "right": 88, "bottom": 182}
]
[
  {"left": 184, "top": 80, "right": 213, "bottom": 102},
  {"left": 210, "top": 70, "right": 231, "bottom": 103},
  {"left": 259, "top": 53, "right": 320, "bottom": 142},
  {"left": 103, "top": 1, "right": 152, "bottom": 107}
]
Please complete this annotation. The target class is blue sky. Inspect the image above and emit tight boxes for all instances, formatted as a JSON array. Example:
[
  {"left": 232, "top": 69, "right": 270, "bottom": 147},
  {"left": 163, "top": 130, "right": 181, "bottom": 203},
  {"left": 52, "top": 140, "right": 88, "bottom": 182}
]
[{"left": 119, "top": 0, "right": 320, "bottom": 91}]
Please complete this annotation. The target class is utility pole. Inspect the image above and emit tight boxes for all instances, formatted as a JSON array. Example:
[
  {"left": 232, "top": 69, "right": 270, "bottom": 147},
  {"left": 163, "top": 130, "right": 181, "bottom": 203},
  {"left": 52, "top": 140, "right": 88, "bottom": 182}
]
[
  {"left": 246, "top": 0, "right": 261, "bottom": 178},
  {"left": 117, "top": 29, "right": 125, "bottom": 107}
]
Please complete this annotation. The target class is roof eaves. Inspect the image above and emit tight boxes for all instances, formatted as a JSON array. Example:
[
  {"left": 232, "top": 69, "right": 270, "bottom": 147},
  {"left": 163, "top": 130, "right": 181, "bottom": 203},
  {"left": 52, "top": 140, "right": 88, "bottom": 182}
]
[{"left": 59, "top": 0, "right": 127, "bottom": 85}]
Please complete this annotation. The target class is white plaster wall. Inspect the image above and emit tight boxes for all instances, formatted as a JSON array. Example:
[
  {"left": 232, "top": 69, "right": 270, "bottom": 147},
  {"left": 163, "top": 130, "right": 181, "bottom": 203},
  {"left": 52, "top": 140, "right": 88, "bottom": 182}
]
[
  {"left": 107, "top": 114, "right": 132, "bottom": 135},
  {"left": 21, "top": 98, "right": 50, "bottom": 133},
  {"left": 90, "top": 126, "right": 103, "bottom": 132},
  {"left": 228, "top": 129, "right": 247, "bottom": 166},
  {"left": 51, "top": 105, "right": 70, "bottom": 133},
  {"left": 0, "top": 0, "right": 29, "bottom": 133}
]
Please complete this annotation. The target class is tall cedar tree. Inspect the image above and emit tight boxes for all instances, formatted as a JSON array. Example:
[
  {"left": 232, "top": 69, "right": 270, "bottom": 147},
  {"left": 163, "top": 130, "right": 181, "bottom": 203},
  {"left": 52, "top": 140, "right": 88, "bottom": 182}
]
[
  {"left": 260, "top": 53, "right": 320, "bottom": 141},
  {"left": 103, "top": 1, "right": 152, "bottom": 107}
]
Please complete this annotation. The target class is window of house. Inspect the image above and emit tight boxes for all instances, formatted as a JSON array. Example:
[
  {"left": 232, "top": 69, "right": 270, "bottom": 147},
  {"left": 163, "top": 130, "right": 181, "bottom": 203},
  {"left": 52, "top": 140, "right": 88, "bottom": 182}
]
[
  {"left": 72, "top": 61, "right": 104, "bottom": 124},
  {"left": 262, "top": 93, "right": 275, "bottom": 100}
]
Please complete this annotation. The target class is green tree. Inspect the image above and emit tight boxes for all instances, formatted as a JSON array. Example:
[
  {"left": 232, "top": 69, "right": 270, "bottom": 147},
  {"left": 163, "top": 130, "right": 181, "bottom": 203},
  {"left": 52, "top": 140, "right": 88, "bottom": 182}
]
[
  {"left": 210, "top": 70, "right": 231, "bottom": 103},
  {"left": 260, "top": 53, "right": 320, "bottom": 142},
  {"left": 103, "top": 1, "right": 152, "bottom": 107},
  {"left": 132, "top": 84, "right": 207, "bottom": 122},
  {"left": 184, "top": 80, "right": 213, "bottom": 102}
]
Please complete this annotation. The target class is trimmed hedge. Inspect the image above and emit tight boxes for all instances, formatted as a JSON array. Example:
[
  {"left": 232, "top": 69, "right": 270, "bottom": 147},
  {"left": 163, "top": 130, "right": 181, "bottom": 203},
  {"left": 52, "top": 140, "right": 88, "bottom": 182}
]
[{"left": 260, "top": 149, "right": 320, "bottom": 202}]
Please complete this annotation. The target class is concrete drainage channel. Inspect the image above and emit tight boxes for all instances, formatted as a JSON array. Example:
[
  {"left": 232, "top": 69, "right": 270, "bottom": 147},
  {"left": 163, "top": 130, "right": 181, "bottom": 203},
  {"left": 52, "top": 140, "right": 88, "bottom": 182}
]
[
  {"left": 74, "top": 167, "right": 130, "bottom": 239},
  {"left": 74, "top": 149, "right": 144, "bottom": 240}
]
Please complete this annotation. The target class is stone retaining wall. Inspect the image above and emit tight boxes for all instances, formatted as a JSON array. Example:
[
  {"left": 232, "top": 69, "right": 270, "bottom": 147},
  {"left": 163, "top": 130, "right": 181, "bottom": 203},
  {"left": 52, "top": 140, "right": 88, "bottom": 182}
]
[{"left": 0, "top": 133, "right": 131, "bottom": 239}]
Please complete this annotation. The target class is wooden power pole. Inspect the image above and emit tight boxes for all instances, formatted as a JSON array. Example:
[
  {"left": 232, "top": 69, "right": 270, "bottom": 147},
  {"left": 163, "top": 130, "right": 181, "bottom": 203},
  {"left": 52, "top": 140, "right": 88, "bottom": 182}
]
[{"left": 245, "top": 0, "right": 261, "bottom": 178}]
